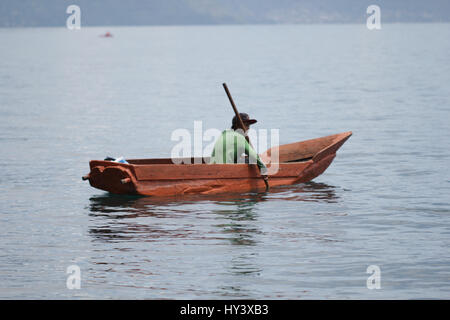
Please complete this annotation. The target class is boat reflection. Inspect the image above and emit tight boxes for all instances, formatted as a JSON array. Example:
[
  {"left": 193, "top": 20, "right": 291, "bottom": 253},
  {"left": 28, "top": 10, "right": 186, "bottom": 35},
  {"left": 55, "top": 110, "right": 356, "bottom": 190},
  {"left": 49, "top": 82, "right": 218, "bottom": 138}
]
[
  {"left": 86, "top": 182, "right": 339, "bottom": 293},
  {"left": 87, "top": 182, "right": 338, "bottom": 244},
  {"left": 88, "top": 182, "right": 338, "bottom": 212}
]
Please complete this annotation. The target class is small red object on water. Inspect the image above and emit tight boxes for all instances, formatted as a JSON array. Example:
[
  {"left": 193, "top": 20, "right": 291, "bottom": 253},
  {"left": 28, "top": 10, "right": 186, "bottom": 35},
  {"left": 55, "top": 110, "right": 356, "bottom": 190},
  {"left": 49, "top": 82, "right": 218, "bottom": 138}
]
[{"left": 101, "top": 32, "right": 113, "bottom": 38}]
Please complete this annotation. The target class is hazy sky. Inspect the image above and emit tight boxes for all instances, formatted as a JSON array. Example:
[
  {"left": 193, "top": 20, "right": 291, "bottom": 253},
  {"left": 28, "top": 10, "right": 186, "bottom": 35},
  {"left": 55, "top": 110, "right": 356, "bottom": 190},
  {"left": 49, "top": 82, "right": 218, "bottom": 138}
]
[{"left": 1, "top": 0, "right": 449, "bottom": 27}]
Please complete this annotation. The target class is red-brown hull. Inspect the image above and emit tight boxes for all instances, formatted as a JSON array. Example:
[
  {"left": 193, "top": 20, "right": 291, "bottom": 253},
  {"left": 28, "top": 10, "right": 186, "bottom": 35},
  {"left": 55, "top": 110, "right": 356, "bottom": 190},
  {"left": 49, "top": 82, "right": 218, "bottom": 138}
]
[{"left": 84, "top": 132, "right": 351, "bottom": 196}]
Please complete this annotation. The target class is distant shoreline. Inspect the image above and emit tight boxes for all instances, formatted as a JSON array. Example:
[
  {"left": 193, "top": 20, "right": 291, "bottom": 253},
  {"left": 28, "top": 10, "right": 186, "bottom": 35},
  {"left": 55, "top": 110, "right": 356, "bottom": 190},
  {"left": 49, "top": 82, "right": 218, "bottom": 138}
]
[{"left": 1, "top": 21, "right": 450, "bottom": 29}]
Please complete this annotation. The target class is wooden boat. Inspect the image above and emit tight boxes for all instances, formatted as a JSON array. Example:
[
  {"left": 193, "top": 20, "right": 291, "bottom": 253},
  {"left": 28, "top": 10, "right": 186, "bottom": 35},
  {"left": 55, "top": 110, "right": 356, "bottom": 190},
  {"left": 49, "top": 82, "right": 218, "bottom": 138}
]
[{"left": 82, "top": 131, "right": 352, "bottom": 196}]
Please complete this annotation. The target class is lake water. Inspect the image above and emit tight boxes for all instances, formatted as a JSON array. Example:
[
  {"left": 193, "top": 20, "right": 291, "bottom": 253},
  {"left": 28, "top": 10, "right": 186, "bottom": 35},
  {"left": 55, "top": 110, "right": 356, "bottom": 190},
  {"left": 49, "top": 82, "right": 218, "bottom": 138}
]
[{"left": 0, "top": 24, "right": 449, "bottom": 299}]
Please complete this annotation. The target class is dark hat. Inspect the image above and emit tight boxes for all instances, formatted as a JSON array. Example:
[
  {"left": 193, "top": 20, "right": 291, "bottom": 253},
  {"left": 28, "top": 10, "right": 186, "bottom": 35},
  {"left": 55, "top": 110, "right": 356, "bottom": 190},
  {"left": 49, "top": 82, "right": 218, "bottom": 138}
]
[{"left": 232, "top": 113, "right": 257, "bottom": 129}]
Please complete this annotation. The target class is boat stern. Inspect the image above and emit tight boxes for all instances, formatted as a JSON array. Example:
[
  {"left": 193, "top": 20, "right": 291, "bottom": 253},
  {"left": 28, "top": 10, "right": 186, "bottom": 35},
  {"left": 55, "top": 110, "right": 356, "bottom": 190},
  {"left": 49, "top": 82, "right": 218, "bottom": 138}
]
[{"left": 82, "top": 160, "right": 138, "bottom": 194}]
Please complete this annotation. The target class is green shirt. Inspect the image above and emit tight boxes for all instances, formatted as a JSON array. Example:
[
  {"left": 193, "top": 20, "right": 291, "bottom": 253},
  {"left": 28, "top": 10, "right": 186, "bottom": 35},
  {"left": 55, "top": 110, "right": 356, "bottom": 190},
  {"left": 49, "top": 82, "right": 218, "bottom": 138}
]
[{"left": 210, "top": 129, "right": 267, "bottom": 173}]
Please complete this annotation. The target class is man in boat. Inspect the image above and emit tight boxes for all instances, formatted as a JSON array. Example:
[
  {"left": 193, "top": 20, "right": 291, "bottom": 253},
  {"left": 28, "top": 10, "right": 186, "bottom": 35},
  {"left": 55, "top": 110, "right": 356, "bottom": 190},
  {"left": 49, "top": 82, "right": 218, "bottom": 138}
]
[{"left": 210, "top": 113, "right": 268, "bottom": 182}]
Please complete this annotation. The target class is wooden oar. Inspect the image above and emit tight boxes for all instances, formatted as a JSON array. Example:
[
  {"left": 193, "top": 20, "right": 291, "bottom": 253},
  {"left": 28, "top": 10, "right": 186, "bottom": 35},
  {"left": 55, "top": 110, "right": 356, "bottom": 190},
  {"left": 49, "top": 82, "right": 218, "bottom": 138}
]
[{"left": 222, "top": 82, "right": 269, "bottom": 191}]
